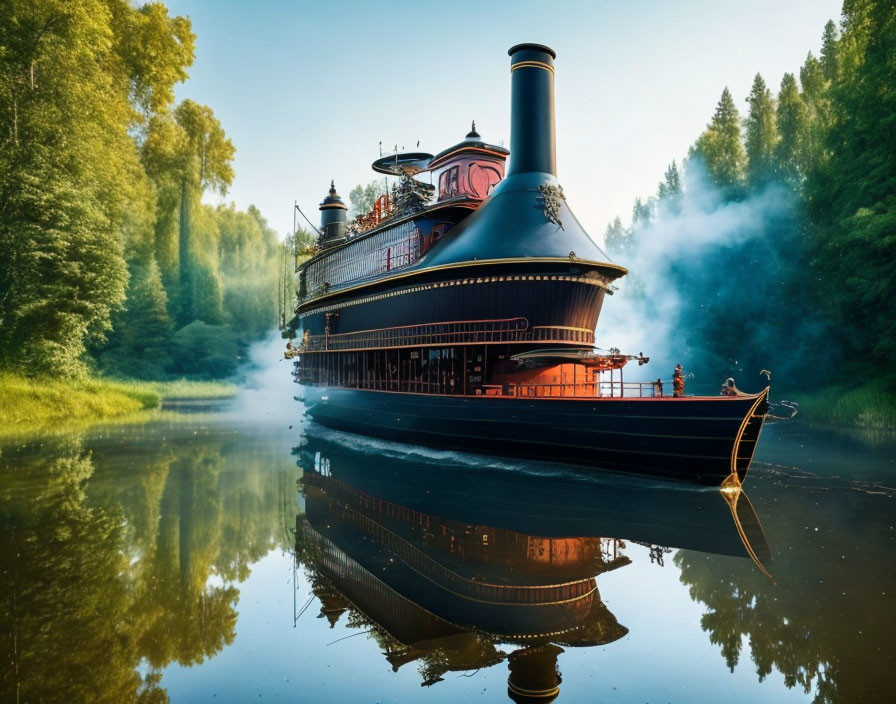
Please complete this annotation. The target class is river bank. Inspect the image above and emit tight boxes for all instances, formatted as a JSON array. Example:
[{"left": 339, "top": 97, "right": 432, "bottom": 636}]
[
  {"left": 790, "top": 382, "right": 896, "bottom": 432},
  {"left": 0, "top": 374, "right": 236, "bottom": 432}
]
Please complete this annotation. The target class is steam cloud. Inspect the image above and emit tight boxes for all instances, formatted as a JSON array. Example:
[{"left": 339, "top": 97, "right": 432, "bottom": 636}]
[{"left": 596, "top": 164, "right": 816, "bottom": 393}]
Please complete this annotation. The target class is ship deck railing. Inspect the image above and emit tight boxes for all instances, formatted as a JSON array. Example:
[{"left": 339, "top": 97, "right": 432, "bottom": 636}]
[
  {"left": 301, "top": 318, "right": 592, "bottom": 351},
  {"left": 296, "top": 374, "right": 662, "bottom": 398},
  {"left": 499, "top": 381, "right": 662, "bottom": 399}
]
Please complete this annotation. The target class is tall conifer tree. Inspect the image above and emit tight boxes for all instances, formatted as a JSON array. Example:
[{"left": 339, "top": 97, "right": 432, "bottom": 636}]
[
  {"left": 820, "top": 19, "right": 840, "bottom": 81},
  {"left": 806, "top": 0, "right": 896, "bottom": 378},
  {"left": 775, "top": 73, "right": 808, "bottom": 184},
  {"left": 690, "top": 88, "right": 745, "bottom": 192},
  {"left": 744, "top": 73, "right": 779, "bottom": 188}
]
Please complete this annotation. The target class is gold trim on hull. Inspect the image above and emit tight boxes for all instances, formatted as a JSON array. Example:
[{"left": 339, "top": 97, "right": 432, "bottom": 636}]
[
  {"left": 297, "top": 256, "right": 627, "bottom": 311},
  {"left": 298, "top": 273, "right": 606, "bottom": 324},
  {"left": 729, "top": 387, "right": 770, "bottom": 479}
]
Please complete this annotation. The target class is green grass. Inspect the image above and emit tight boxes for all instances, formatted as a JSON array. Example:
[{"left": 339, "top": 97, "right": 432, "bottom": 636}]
[
  {"left": 0, "top": 374, "right": 236, "bottom": 431},
  {"left": 109, "top": 378, "right": 238, "bottom": 401},
  {"left": 791, "top": 382, "right": 896, "bottom": 431}
]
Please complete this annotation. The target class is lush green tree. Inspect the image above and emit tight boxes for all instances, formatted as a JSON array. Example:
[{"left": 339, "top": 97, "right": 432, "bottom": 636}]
[
  {"left": 631, "top": 197, "right": 653, "bottom": 227},
  {"left": 799, "top": 51, "right": 832, "bottom": 173},
  {"left": 800, "top": 51, "right": 826, "bottom": 103},
  {"left": 0, "top": 0, "right": 201, "bottom": 378},
  {"left": 216, "top": 203, "right": 278, "bottom": 335},
  {"left": 141, "top": 113, "right": 187, "bottom": 299},
  {"left": 774, "top": 73, "right": 809, "bottom": 184},
  {"left": 110, "top": 1, "right": 195, "bottom": 120},
  {"left": 168, "top": 320, "right": 239, "bottom": 378},
  {"left": 744, "top": 74, "right": 779, "bottom": 188},
  {"left": 100, "top": 256, "right": 174, "bottom": 378},
  {"left": 0, "top": 0, "right": 134, "bottom": 376},
  {"left": 171, "top": 99, "right": 234, "bottom": 325},
  {"left": 820, "top": 19, "right": 839, "bottom": 81},
  {"left": 805, "top": 0, "right": 896, "bottom": 384},
  {"left": 348, "top": 180, "right": 384, "bottom": 218},
  {"left": 277, "top": 232, "right": 297, "bottom": 330},
  {"left": 657, "top": 161, "right": 682, "bottom": 201},
  {"left": 603, "top": 217, "right": 628, "bottom": 257},
  {"left": 690, "top": 88, "right": 746, "bottom": 192}
]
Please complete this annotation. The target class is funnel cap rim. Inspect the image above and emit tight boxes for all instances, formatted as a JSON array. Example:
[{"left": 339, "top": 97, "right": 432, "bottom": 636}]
[{"left": 508, "top": 43, "right": 556, "bottom": 59}]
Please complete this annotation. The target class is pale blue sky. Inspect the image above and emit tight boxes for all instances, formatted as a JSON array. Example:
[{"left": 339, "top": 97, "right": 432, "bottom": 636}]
[{"left": 164, "top": 0, "right": 843, "bottom": 240}]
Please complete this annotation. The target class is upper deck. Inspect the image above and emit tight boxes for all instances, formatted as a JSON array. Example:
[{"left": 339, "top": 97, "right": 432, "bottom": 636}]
[{"left": 298, "top": 126, "right": 511, "bottom": 305}]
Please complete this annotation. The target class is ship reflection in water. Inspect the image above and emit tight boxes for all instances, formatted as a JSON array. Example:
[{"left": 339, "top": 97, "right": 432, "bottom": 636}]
[{"left": 292, "top": 435, "right": 771, "bottom": 702}]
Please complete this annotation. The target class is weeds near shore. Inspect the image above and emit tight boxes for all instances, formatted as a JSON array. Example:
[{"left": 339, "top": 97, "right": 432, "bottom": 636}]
[
  {"left": 791, "top": 383, "right": 896, "bottom": 432},
  {"left": 0, "top": 374, "right": 236, "bottom": 431}
]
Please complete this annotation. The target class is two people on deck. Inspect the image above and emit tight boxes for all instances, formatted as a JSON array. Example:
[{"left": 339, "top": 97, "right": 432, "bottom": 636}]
[{"left": 655, "top": 365, "right": 741, "bottom": 397}]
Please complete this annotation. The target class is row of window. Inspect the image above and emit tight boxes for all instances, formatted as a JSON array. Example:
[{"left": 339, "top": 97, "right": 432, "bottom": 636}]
[
  {"left": 316, "top": 496, "right": 600, "bottom": 604},
  {"left": 303, "top": 220, "right": 420, "bottom": 296},
  {"left": 297, "top": 347, "right": 484, "bottom": 395}
]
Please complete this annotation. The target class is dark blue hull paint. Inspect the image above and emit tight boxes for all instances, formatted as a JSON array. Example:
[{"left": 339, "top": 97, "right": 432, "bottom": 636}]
[{"left": 301, "top": 387, "right": 769, "bottom": 485}]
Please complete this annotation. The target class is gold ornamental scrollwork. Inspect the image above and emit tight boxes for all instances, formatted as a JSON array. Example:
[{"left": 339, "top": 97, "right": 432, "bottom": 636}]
[{"left": 537, "top": 183, "right": 566, "bottom": 230}]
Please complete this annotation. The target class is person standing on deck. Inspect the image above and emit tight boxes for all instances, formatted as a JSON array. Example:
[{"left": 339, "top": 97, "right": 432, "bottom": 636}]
[{"left": 673, "top": 364, "right": 685, "bottom": 397}]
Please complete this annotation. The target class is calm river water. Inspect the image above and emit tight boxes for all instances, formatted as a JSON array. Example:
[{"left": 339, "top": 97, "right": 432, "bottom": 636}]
[{"left": 2, "top": 359, "right": 894, "bottom": 703}]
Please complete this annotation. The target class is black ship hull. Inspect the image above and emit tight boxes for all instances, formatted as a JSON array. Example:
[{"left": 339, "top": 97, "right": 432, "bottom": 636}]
[
  {"left": 292, "top": 45, "right": 772, "bottom": 489},
  {"left": 296, "top": 432, "right": 771, "bottom": 559},
  {"left": 301, "top": 386, "right": 769, "bottom": 485}
]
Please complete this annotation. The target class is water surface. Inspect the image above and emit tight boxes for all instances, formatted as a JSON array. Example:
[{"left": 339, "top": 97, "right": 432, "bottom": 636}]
[{"left": 1, "top": 372, "right": 894, "bottom": 704}]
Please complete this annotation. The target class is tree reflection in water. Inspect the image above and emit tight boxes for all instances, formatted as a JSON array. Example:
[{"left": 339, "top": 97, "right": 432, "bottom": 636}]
[
  {"left": 0, "top": 426, "right": 297, "bottom": 704},
  {"left": 3, "top": 422, "right": 892, "bottom": 703},
  {"left": 675, "top": 472, "right": 896, "bottom": 704}
]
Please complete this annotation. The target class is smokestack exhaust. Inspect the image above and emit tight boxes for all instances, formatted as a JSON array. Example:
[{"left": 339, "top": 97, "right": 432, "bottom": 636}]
[{"left": 507, "top": 43, "right": 557, "bottom": 177}]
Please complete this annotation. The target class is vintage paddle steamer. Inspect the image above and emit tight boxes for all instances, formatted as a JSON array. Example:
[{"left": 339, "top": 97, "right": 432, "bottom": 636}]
[{"left": 288, "top": 43, "right": 769, "bottom": 484}]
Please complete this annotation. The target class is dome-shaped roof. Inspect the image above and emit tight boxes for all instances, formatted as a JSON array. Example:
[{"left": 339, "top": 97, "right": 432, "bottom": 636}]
[
  {"left": 320, "top": 180, "right": 347, "bottom": 210},
  {"left": 429, "top": 121, "right": 509, "bottom": 170}
]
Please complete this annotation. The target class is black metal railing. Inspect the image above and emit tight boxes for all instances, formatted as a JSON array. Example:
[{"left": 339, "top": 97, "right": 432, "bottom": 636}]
[{"left": 303, "top": 319, "right": 594, "bottom": 351}]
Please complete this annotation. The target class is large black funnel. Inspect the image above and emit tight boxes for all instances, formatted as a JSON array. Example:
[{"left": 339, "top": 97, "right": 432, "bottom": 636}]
[{"left": 507, "top": 43, "right": 557, "bottom": 177}]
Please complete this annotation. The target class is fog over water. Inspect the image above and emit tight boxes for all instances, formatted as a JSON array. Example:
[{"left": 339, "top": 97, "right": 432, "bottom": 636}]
[{"left": 596, "top": 165, "right": 823, "bottom": 392}]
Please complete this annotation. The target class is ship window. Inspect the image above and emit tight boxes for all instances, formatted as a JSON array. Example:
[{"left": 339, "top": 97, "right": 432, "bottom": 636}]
[
  {"left": 467, "top": 162, "right": 503, "bottom": 198},
  {"left": 430, "top": 222, "right": 452, "bottom": 247},
  {"left": 438, "top": 166, "right": 460, "bottom": 200}
]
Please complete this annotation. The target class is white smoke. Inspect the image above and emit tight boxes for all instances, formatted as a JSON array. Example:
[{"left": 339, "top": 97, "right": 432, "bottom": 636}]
[
  {"left": 230, "top": 330, "right": 302, "bottom": 428},
  {"left": 596, "top": 164, "right": 796, "bottom": 381}
]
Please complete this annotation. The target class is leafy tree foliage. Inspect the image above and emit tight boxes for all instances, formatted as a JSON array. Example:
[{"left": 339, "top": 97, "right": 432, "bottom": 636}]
[
  {"left": 805, "top": 0, "right": 896, "bottom": 383},
  {"left": 744, "top": 74, "right": 778, "bottom": 188},
  {"left": 690, "top": 88, "right": 746, "bottom": 192},
  {"left": 0, "top": 1, "right": 282, "bottom": 380},
  {"left": 631, "top": 197, "right": 653, "bottom": 227},
  {"left": 657, "top": 161, "right": 682, "bottom": 203},
  {"left": 606, "top": 3, "right": 895, "bottom": 392},
  {"left": 348, "top": 180, "right": 384, "bottom": 217},
  {"left": 774, "top": 73, "right": 809, "bottom": 184},
  {"left": 603, "top": 217, "right": 627, "bottom": 257},
  {"left": 1, "top": 426, "right": 299, "bottom": 701},
  {"left": 820, "top": 18, "right": 839, "bottom": 81},
  {"left": 0, "top": 0, "right": 136, "bottom": 376}
]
